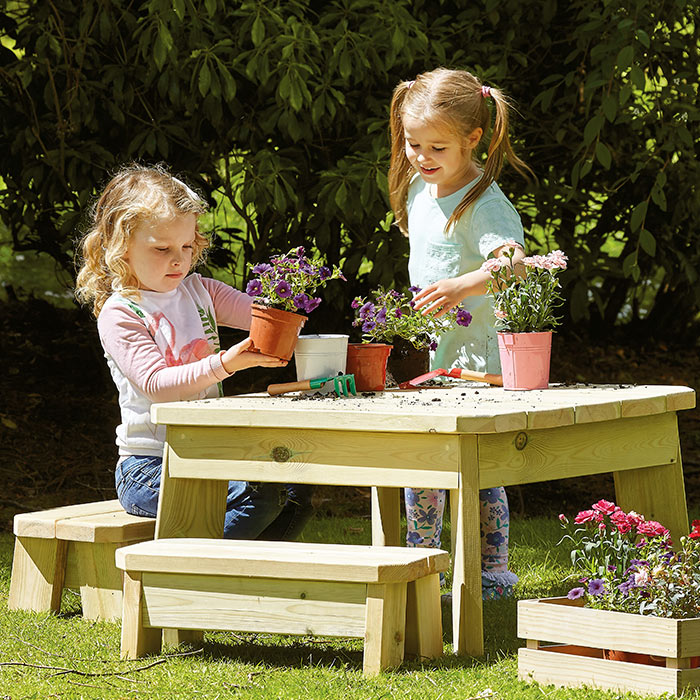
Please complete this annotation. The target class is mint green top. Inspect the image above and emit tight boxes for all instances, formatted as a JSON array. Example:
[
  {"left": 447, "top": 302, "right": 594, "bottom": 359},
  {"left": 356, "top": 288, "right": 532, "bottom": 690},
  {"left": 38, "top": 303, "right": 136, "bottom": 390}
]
[{"left": 407, "top": 175, "right": 525, "bottom": 373}]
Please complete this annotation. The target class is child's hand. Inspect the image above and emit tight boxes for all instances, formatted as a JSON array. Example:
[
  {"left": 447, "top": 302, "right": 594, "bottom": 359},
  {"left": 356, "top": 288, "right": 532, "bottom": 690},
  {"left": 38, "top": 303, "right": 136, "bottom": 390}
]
[
  {"left": 221, "top": 338, "right": 288, "bottom": 374},
  {"left": 413, "top": 276, "right": 474, "bottom": 317}
]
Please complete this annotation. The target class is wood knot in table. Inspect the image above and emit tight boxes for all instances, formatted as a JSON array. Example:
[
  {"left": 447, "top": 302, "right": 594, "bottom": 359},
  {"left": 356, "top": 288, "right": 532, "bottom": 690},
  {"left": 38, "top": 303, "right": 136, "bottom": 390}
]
[
  {"left": 270, "top": 446, "right": 293, "bottom": 462},
  {"left": 514, "top": 432, "right": 528, "bottom": 450}
]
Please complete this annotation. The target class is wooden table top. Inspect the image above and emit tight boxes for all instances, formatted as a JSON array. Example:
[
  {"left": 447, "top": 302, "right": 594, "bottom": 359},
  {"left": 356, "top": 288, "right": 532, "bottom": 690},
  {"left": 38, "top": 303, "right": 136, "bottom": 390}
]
[{"left": 151, "top": 383, "right": 696, "bottom": 435}]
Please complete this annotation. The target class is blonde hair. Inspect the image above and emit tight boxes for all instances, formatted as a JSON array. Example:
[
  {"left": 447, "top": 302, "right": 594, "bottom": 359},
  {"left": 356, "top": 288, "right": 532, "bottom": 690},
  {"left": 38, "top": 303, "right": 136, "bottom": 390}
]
[
  {"left": 75, "top": 163, "right": 209, "bottom": 316},
  {"left": 388, "top": 67, "right": 533, "bottom": 236}
]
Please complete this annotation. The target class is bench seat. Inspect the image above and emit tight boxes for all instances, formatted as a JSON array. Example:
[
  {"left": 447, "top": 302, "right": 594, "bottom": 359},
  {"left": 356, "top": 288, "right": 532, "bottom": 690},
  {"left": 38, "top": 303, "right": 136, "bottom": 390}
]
[
  {"left": 116, "top": 538, "right": 449, "bottom": 675},
  {"left": 9, "top": 500, "right": 155, "bottom": 621}
]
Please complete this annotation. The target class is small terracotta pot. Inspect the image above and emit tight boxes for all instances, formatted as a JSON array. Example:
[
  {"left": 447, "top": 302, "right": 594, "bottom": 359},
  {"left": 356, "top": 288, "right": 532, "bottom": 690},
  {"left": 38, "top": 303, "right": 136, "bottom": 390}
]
[
  {"left": 346, "top": 343, "right": 392, "bottom": 392},
  {"left": 497, "top": 331, "right": 552, "bottom": 390},
  {"left": 249, "top": 304, "right": 307, "bottom": 360}
]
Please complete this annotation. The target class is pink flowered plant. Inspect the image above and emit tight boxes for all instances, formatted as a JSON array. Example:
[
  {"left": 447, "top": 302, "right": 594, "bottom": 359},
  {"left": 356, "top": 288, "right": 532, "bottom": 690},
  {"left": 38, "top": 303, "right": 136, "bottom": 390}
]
[
  {"left": 558, "top": 500, "right": 700, "bottom": 618},
  {"left": 480, "top": 243, "right": 567, "bottom": 333}
]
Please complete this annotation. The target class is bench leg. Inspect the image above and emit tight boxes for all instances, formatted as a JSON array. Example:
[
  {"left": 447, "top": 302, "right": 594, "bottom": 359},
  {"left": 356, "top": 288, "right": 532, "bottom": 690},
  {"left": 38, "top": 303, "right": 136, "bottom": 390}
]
[
  {"left": 121, "top": 571, "right": 161, "bottom": 659},
  {"left": 162, "top": 629, "right": 204, "bottom": 648},
  {"left": 9, "top": 537, "right": 67, "bottom": 614},
  {"left": 405, "top": 573, "right": 443, "bottom": 660},
  {"left": 363, "top": 582, "right": 407, "bottom": 676},
  {"left": 72, "top": 542, "right": 124, "bottom": 622}
]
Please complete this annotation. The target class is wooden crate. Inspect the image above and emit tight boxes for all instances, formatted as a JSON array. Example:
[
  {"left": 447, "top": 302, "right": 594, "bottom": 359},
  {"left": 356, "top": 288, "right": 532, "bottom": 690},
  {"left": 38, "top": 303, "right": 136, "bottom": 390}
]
[{"left": 518, "top": 597, "right": 700, "bottom": 696}]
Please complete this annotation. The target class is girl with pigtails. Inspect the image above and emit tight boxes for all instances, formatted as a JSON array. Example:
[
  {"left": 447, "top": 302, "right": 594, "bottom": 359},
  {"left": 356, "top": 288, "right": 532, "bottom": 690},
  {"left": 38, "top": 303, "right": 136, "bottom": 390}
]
[{"left": 388, "top": 67, "right": 533, "bottom": 599}]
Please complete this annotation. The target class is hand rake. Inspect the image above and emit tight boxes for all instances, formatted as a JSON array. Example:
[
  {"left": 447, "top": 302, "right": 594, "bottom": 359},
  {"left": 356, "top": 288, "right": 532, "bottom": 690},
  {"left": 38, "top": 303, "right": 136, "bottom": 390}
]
[
  {"left": 267, "top": 374, "right": 357, "bottom": 397},
  {"left": 398, "top": 367, "right": 503, "bottom": 389}
]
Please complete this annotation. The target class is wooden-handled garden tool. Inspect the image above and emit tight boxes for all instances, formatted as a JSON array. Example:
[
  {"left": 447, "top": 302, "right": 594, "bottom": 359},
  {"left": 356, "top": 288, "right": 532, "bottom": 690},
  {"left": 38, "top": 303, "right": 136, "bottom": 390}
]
[
  {"left": 398, "top": 367, "right": 503, "bottom": 389},
  {"left": 267, "top": 374, "right": 357, "bottom": 397}
]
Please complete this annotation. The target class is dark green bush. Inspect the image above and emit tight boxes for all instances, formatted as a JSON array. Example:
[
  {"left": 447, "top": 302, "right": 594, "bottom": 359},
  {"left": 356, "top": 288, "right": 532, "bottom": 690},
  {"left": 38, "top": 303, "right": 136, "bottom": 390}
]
[{"left": 1, "top": 0, "right": 698, "bottom": 339}]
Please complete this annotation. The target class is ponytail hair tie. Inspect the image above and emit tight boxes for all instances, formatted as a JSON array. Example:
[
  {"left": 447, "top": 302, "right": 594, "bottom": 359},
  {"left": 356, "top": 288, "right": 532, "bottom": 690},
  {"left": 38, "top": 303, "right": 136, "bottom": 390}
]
[
  {"left": 481, "top": 85, "right": 492, "bottom": 98},
  {"left": 407, "top": 80, "right": 415, "bottom": 89}
]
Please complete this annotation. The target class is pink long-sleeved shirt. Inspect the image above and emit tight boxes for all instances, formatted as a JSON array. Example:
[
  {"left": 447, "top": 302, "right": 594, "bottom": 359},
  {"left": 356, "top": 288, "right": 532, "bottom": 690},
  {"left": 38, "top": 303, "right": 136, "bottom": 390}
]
[{"left": 98, "top": 274, "right": 252, "bottom": 457}]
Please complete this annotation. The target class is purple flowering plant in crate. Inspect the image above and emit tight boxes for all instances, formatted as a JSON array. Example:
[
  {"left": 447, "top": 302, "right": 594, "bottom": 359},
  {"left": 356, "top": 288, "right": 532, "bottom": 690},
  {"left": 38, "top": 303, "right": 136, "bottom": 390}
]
[
  {"left": 246, "top": 246, "right": 345, "bottom": 314},
  {"left": 351, "top": 286, "right": 472, "bottom": 351}
]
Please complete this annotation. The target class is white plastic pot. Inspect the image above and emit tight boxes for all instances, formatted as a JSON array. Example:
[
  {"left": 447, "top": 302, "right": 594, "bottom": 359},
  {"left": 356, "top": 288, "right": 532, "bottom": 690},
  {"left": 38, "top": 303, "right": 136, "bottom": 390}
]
[{"left": 294, "top": 334, "right": 349, "bottom": 393}]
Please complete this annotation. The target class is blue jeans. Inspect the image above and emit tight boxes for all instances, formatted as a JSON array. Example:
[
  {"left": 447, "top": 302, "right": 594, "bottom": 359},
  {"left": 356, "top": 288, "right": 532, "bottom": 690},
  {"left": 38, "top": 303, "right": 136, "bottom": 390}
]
[{"left": 115, "top": 456, "right": 314, "bottom": 540}]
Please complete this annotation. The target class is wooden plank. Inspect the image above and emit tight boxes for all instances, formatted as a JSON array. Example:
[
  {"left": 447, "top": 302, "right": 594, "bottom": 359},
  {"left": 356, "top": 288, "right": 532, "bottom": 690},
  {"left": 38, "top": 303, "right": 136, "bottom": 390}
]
[
  {"left": 450, "top": 434, "right": 483, "bottom": 657},
  {"left": 13, "top": 500, "right": 126, "bottom": 538},
  {"left": 614, "top": 457, "right": 689, "bottom": 545},
  {"left": 8, "top": 537, "right": 67, "bottom": 613},
  {"left": 155, "top": 440, "right": 228, "bottom": 540},
  {"left": 166, "top": 426, "right": 460, "bottom": 489},
  {"left": 363, "top": 582, "right": 406, "bottom": 675},
  {"left": 72, "top": 542, "right": 123, "bottom": 622},
  {"left": 517, "top": 598, "right": 684, "bottom": 656},
  {"left": 116, "top": 539, "right": 449, "bottom": 584},
  {"left": 404, "top": 574, "right": 442, "bottom": 660},
  {"left": 56, "top": 511, "right": 155, "bottom": 544},
  {"left": 371, "top": 487, "right": 401, "bottom": 547},
  {"left": 478, "top": 412, "right": 679, "bottom": 489},
  {"left": 666, "top": 388, "right": 696, "bottom": 412},
  {"left": 141, "top": 572, "right": 367, "bottom": 638},
  {"left": 120, "top": 570, "right": 161, "bottom": 659}
]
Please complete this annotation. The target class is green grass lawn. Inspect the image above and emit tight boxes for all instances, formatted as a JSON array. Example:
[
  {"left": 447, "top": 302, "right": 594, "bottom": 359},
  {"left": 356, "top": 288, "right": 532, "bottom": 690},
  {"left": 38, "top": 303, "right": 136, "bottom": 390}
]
[{"left": 0, "top": 516, "right": 694, "bottom": 699}]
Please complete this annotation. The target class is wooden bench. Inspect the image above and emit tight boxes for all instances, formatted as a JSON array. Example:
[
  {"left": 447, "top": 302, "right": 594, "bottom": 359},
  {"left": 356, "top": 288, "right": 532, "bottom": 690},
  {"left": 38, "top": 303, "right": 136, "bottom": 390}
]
[
  {"left": 9, "top": 500, "right": 155, "bottom": 621},
  {"left": 116, "top": 539, "right": 449, "bottom": 676}
]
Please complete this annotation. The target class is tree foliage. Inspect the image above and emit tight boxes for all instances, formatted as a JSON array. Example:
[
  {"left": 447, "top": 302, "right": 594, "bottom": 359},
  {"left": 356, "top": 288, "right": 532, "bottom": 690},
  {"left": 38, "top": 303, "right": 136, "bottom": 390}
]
[{"left": 0, "top": 0, "right": 698, "bottom": 338}]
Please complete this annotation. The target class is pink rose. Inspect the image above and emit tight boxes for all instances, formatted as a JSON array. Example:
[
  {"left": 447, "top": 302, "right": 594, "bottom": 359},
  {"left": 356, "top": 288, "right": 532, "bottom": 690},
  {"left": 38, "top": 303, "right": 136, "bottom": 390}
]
[
  {"left": 574, "top": 510, "right": 597, "bottom": 524},
  {"left": 547, "top": 250, "right": 568, "bottom": 269}
]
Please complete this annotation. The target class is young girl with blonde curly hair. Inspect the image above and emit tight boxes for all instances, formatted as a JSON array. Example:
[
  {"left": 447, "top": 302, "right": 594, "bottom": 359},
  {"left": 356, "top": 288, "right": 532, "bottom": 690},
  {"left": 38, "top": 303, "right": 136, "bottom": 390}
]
[
  {"left": 76, "top": 163, "right": 314, "bottom": 540},
  {"left": 389, "top": 67, "right": 532, "bottom": 599}
]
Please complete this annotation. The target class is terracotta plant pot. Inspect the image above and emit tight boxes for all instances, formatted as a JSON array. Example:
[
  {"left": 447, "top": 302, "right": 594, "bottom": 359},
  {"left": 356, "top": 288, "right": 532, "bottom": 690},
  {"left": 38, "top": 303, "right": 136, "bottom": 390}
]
[
  {"left": 249, "top": 304, "right": 307, "bottom": 360},
  {"left": 346, "top": 343, "right": 392, "bottom": 392},
  {"left": 497, "top": 331, "right": 552, "bottom": 390},
  {"left": 386, "top": 337, "right": 429, "bottom": 386}
]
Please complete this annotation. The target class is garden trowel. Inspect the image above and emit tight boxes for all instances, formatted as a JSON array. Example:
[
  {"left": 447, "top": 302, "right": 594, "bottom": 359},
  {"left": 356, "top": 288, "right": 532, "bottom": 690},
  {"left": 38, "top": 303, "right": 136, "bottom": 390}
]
[
  {"left": 267, "top": 374, "right": 357, "bottom": 397},
  {"left": 398, "top": 367, "right": 503, "bottom": 389}
]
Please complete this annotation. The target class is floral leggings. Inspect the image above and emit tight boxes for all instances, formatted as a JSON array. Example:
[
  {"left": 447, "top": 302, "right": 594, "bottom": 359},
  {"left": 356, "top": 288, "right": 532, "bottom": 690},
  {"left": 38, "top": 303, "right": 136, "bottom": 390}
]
[{"left": 404, "top": 486, "right": 518, "bottom": 594}]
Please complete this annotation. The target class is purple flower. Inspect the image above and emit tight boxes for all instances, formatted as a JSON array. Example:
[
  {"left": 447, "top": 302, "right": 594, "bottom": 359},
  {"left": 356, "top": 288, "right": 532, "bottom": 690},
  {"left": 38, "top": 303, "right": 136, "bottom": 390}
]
[
  {"left": 296, "top": 246, "right": 305, "bottom": 257},
  {"left": 319, "top": 266, "right": 331, "bottom": 281},
  {"left": 456, "top": 309, "right": 472, "bottom": 327},
  {"left": 251, "top": 263, "right": 273, "bottom": 275},
  {"left": 305, "top": 296, "right": 321, "bottom": 313},
  {"left": 394, "top": 308, "right": 403, "bottom": 318},
  {"left": 429, "top": 341, "right": 438, "bottom": 351},
  {"left": 408, "top": 285, "right": 421, "bottom": 293},
  {"left": 362, "top": 320, "right": 376, "bottom": 332},
  {"left": 588, "top": 578, "right": 605, "bottom": 596},
  {"left": 274, "top": 280, "right": 292, "bottom": 298},
  {"left": 567, "top": 587, "right": 585, "bottom": 600},
  {"left": 246, "top": 279, "right": 262, "bottom": 296},
  {"left": 292, "top": 293, "right": 310, "bottom": 312},
  {"left": 358, "top": 302, "right": 374, "bottom": 320},
  {"left": 351, "top": 298, "right": 362, "bottom": 309},
  {"left": 299, "top": 260, "right": 314, "bottom": 274},
  {"left": 376, "top": 307, "right": 387, "bottom": 325}
]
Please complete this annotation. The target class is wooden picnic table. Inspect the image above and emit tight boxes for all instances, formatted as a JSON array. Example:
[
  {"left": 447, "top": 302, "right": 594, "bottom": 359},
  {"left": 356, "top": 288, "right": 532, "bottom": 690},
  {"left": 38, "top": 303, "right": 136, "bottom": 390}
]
[{"left": 151, "top": 382, "right": 695, "bottom": 657}]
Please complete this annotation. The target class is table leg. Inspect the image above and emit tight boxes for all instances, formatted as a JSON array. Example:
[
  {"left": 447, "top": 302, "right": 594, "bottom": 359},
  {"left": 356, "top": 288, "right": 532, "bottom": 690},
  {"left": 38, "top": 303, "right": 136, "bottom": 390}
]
[
  {"left": 614, "top": 445, "right": 688, "bottom": 543},
  {"left": 155, "top": 439, "right": 228, "bottom": 539},
  {"left": 371, "top": 487, "right": 401, "bottom": 546},
  {"left": 450, "top": 434, "right": 483, "bottom": 657}
]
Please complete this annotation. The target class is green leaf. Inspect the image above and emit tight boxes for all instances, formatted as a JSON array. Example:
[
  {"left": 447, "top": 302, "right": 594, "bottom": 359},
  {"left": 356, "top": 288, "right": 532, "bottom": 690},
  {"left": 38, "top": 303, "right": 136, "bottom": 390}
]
[
  {"left": 617, "top": 45, "right": 634, "bottom": 70},
  {"left": 630, "top": 65, "right": 645, "bottom": 89},
  {"left": 335, "top": 181, "right": 347, "bottom": 209},
  {"left": 595, "top": 142, "right": 612, "bottom": 169},
  {"left": 639, "top": 229, "right": 656, "bottom": 256},
  {"left": 636, "top": 29, "right": 650, "bottom": 48},
  {"left": 198, "top": 60, "right": 211, "bottom": 97},
  {"left": 583, "top": 114, "right": 604, "bottom": 147},
  {"left": 602, "top": 95, "right": 617, "bottom": 122},
  {"left": 630, "top": 201, "right": 648, "bottom": 233},
  {"left": 622, "top": 252, "right": 637, "bottom": 278},
  {"left": 173, "top": 0, "right": 185, "bottom": 20},
  {"left": 252, "top": 16, "right": 265, "bottom": 46}
]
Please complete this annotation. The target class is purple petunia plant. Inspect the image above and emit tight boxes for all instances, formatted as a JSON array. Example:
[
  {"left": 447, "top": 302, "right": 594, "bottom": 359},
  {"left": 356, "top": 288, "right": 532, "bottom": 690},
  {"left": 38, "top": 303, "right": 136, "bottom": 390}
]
[
  {"left": 245, "top": 247, "right": 345, "bottom": 314},
  {"left": 351, "top": 286, "right": 472, "bottom": 351},
  {"left": 558, "top": 500, "right": 700, "bottom": 618},
  {"left": 480, "top": 242, "right": 567, "bottom": 333}
]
